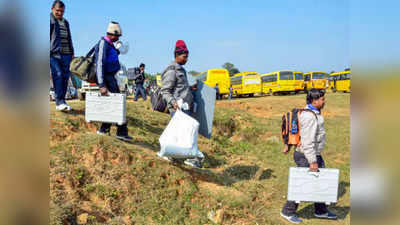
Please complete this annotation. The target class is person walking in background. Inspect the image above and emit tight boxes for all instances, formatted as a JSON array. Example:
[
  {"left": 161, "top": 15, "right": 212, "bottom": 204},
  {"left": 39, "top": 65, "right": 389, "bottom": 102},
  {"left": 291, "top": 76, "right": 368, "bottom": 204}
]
[
  {"left": 95, "top": 21, "right": 133, "bottom": 141},
  {"left": 229, "top": 84, "right": 233, "bottom": 100},
  {"left": 50, "top": 0, "right": 74, "bottom": 111},
  {"left": 280, "top": 89, "right": 337, "bottom": 223},
  {"left": 133, "top": 63, "right": 147, "bottom": 101},
  {"left": 215, "top": 83, "right": 220, "bottom": 100},
  {"left": 159, "top": 40, "right": 204, "bottom": 169}
]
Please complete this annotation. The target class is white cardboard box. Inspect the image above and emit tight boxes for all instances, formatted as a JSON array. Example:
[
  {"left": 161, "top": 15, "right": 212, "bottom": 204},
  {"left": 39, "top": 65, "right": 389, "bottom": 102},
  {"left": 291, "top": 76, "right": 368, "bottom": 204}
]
[
  {"left": 85, "top": 92, "right": 126, "bottom": 125},
  {"left": 287, "top": 167, "right": 339, "bottom": 205}
]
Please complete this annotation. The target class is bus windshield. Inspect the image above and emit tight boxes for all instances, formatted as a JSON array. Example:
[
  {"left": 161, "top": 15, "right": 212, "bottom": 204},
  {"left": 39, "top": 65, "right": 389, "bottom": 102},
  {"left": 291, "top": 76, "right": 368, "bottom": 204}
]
[
  {"left": 280, "top": 71, "right": 294, "bottom": 80},
  {"left": 295, "top": 73, "right": 303, "bottom": 80},
  {"left": 312, "top": 73, "right": 326, "bottom": 79}
]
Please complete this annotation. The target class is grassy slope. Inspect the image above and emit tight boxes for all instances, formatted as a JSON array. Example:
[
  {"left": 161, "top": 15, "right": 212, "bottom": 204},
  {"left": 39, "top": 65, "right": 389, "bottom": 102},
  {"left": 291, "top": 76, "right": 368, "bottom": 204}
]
[{"left": 50, "top": 92, "right": 350, "bottom": 225}]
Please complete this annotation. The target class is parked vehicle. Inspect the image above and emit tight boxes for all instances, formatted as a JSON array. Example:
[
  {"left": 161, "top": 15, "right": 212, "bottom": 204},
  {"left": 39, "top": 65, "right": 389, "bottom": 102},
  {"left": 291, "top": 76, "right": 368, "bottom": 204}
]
[
  {"left": 328, "top": 69, "right": 351, "bottom": 93},
  {"left": 261, "top": 71, "right": 297, "bottom": 95},
  {"left": 193, "top": 68, "right": 230, "bottom": 98},
  {"left": 230, "top": 71, "right": 261, "bottom": 97}
]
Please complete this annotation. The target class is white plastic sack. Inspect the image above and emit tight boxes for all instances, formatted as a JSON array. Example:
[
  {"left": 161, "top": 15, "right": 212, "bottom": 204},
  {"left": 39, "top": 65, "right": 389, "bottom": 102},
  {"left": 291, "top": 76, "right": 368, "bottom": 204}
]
[{"left": 158, "top": 110, "right": 204, "bottom": 159}]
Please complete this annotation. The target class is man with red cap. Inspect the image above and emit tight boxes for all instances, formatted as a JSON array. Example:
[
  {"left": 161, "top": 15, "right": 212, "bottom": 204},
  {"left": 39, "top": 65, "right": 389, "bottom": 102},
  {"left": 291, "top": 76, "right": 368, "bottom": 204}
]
[{"left": 159, "top": 40, "right": 204, "bottom": 168}]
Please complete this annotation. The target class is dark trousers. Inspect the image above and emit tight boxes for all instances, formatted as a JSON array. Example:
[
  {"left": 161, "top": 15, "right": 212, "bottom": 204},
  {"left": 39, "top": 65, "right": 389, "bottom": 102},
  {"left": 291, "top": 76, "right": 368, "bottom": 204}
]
[
  {"left": 50, "top": 55, "right": 72, "bottom": 105},
  {"left": 281, "top": 151, "right": 328, "bottom": 216},
  {"left": 134, "top": 84, "right": 147, "bottom": 101},
  {"left": 99, "top": 74, "right": 128, "bottom": 136}
]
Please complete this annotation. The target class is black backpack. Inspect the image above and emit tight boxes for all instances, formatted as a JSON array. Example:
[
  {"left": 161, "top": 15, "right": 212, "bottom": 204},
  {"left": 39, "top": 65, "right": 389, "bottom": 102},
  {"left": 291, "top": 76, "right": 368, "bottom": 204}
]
[{"left": 151, "top": 86, "right": 168, "bottom": 113}]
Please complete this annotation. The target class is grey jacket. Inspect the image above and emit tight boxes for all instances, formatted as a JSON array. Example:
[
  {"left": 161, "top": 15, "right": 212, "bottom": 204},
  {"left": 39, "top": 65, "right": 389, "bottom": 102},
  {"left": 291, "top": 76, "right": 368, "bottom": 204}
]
[
  {"left": 295, "top": 105, "right": 326, "bottom": 164},
  {"left": 160, "top": 61, "right": 194, "bottom": 110},
  {"left": 50, "top": 13, "right": 74, "bottom": 58}
]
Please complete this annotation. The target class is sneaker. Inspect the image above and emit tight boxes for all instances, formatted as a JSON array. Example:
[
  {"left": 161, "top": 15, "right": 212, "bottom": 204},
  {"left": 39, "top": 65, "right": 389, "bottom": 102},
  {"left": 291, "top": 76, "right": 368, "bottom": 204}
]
[
  {"left": 96, "top": 130, "right": 109, "bottom": 135},
  {"left": 280, "top": 212, "right": 302, "bottom": 224},
  {"left": 64, "top": 103, "right": 73, "bottom": 111},
  {"left": 314, "top": 211, "right": 337, "bottom": 220},
  {"left": 56, "top": 104, "right": 68, "bottom": 111},
  {"left": 157, "top": 152, "right": 172, "bottom": 162},
  {"left": 184, "top": 158, "right": 202, "bottom": 169},
  {"left": 116, "top": 135, "right": 133, "bottom": 141}
]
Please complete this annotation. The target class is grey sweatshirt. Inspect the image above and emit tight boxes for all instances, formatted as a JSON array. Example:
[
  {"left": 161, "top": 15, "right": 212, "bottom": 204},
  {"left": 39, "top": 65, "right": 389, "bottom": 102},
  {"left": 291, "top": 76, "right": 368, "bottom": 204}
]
[
  {"left": 160, "top": 61, "right": 194, "bottom": 109},
  {"left": 295, "top": 105, "right": 326, "bottom": 163}
]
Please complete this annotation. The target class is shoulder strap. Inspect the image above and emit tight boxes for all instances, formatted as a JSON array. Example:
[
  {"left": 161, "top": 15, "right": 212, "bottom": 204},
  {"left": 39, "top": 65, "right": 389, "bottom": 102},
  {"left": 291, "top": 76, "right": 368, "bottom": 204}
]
[
  {"left": 161, "top": 65, "right": 177, "bottom": 78},
  {"left": 299, "top": 109, "right": 318, "bottom": 120},
  {"left": 85, "top": 41, "right": 99, "bottom": 58},
  {"left": 74, "top": 42, "right": 98, "bottom": 71}
]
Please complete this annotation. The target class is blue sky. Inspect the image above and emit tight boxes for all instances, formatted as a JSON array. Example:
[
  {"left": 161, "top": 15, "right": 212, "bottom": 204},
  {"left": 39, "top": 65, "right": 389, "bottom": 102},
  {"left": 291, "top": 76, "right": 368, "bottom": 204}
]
[{"left": 38, "top": 0, "right": 352, "bottom": 74}]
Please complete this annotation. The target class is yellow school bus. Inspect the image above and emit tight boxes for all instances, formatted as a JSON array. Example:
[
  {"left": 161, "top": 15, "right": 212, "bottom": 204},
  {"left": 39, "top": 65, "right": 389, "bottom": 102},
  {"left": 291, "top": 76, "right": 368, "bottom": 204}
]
[
  {"left": 260, "top": 71, "right": 297, "bottom": 95},
  {"left": 294, "top": 71, "right": 304, "bottom": 93},
  {"left": 328, "top": 70, "right": 351, "bottom": 92},
  {"left": 304, "top": 71, "right": 327, "bottom": 90},
  {"left": 193, "top": 68, "right": 230, "bottom": 97},
  {"left": 230, "top": 71, "right": 261, "bottom": 97},
  {"left": 156, "top": 74, "right": 162, "bottom": 87}
]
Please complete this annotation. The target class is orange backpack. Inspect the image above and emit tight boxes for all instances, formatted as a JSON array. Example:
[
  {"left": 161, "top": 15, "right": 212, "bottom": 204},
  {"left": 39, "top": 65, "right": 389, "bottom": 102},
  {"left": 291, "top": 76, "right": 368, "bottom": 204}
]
[{"left": 281, "top": 108, "right": 317, "bottom": 147}]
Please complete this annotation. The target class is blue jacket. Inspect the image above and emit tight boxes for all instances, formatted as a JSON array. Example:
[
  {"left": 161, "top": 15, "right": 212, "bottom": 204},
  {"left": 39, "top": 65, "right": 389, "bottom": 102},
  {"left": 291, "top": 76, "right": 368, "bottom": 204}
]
[
  {"left": 50, "top": 13, "right": 74, "bottom": 58},
  {"left": 94, "top": 37, "right": 121, "bottom": 88}
]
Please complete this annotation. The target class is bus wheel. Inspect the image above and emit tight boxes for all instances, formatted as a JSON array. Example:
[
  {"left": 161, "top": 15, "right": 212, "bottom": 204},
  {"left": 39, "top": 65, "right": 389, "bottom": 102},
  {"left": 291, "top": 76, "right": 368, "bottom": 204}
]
[{"left": 249, "top": 93, "right": 254, "bottom": 97}]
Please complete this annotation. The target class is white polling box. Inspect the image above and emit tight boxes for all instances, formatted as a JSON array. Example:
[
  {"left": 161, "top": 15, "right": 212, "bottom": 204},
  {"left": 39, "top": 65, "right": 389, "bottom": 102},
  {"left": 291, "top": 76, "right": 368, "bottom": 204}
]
[
  {"left": 287, "top": 167, "right": 339, "bottom": 205},
  {"left": 85, "top": 92, "right": 126, "bottom": 125}
]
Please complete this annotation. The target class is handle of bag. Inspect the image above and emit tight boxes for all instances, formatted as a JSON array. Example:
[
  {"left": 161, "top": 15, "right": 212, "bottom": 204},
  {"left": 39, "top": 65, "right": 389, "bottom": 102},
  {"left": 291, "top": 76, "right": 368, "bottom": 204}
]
[
  {"left": 74, "top": 45, "right": 97, "bottom": 71},
  {"left": 308, "top": 169, "right": 320, "bottom": 177}
]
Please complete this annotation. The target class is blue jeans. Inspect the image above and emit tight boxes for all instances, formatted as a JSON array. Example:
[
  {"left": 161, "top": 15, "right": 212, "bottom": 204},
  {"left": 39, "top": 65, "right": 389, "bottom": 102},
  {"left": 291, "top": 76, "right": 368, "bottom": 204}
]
[
  {"left": 134, "top": 84, "right": 147, "bottom": 101},
  {"left": 229, "top": 92, "right": 233, "bottom": 99},
  {"left": 50, "top": 55, "right": 72, "bottom": 105}
]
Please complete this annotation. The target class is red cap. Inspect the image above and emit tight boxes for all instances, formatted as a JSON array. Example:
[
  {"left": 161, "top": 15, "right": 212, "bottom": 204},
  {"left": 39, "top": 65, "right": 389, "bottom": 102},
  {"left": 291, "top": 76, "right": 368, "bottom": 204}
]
[{"left": 175, "top": 40, "right": 188, "bottom": 55}]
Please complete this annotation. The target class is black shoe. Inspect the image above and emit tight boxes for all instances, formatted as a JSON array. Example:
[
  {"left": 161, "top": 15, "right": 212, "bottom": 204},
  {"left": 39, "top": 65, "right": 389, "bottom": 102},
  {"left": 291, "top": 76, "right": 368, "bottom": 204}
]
[{"left": 116, "top": 135, "right": 133, "bottom": 141}]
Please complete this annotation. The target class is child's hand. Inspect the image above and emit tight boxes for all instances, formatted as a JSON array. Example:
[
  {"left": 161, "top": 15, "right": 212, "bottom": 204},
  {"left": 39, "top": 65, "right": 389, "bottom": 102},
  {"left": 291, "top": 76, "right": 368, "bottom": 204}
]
[{"left": 282, "top": 145, "right": 290, "bottom": 154}]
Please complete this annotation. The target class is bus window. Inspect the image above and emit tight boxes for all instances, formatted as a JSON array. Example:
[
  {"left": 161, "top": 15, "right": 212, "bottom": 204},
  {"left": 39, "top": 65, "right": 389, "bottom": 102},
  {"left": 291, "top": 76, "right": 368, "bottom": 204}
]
[
  {"left": 304, "top": 74, "right": 310, "bottom": 81},
  {"left": 295, "top": 73, "right": 303, "bottom": 80},
  {"left": 312, "top": 73, "right": 325, "bottom": 79},
  {"left": 272, "top": 74, "right": 277, "bottom": 82},
  {"left": 279, "top": 71, "right": 294, "bottom": 80},
  {"left": 261, "top": 76, "right": 269, "bottom": 83},
  {"left": 230, "top": 76, "right": 242, "bottom": 85}
]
